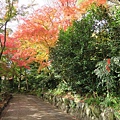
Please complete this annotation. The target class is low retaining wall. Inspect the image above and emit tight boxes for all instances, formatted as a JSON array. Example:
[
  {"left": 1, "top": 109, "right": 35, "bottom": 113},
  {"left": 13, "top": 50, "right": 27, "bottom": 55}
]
[
  {"left": 0, "top": 93, "right": 12, "bottom": 114},
  {"left": 41, "top": 93, "right": 120, "bottom": 120}
]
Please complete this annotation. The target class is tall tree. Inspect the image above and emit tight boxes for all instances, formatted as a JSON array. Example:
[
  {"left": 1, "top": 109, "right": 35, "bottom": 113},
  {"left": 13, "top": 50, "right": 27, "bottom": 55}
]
[
  {"left": 0, "top": 0, "right": 17, "bottom": 59},
  {"left": 3, "top": 0, "right": 108, "bottom": 72}
]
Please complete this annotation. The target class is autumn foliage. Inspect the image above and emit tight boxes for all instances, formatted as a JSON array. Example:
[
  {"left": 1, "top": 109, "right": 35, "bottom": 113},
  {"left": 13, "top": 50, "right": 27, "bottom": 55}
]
[{"left": 3, "top": 0, "right": 107, "bottom": 71}]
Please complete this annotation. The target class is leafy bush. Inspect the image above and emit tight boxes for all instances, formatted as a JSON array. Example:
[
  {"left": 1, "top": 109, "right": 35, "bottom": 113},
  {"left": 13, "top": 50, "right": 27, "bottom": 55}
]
[
  {"left": 50, "top": 5, "right": 120, "bottom": 95},
  {"left": 51, "top": 81, "right": 73, "bottom": 95},
  {"left": 94, "top": 57, "right": 120, "bottom": 96}
]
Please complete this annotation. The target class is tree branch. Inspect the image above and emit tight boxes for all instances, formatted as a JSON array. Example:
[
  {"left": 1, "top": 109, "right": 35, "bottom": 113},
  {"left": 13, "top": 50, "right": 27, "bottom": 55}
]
[{"left": 0, "top": 21, "right": 8, "bottom": 60}]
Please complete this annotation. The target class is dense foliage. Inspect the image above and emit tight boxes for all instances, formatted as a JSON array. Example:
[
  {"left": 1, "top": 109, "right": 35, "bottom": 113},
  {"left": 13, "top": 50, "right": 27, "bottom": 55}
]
[
  {"left": 0, "top": 0, "right": 120, "bottom": 115},
  {"left": 50, "top": 5, "right": 120, "bottom": 95}
]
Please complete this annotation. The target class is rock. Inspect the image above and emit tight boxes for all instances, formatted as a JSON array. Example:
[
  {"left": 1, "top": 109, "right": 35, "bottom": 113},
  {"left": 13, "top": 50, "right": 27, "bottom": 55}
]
[
  {"left": 52, "top": 96, "right": 56, "bottom": 106},
  {"left": 101, "top": 108, "right": 114, "bottom": 120},
  {"left": 85, "top": 104, "right": 91, "bottom": 117},
  {"left": 41, "top": 93, "right": 119, "bottom": 120},
  {"left": 90, "top": 105, "right": 101, "bottom": 118}
]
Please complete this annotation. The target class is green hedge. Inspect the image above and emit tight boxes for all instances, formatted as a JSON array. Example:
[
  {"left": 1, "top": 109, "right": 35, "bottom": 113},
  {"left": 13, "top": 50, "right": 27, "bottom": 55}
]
[{"left": 50, "top": 5, "right": 120, "bottom": 95}]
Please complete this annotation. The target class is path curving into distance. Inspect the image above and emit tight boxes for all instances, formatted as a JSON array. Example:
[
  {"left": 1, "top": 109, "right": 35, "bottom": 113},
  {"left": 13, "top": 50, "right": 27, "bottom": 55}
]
[{"left": 0, "top": 94, "right": 75, "bottom": 120}]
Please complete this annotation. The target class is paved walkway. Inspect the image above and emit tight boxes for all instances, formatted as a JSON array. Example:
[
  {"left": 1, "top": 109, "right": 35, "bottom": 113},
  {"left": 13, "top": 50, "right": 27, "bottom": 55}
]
[{"left": 0, "top": 94, "right": 75, "bottom": 120}]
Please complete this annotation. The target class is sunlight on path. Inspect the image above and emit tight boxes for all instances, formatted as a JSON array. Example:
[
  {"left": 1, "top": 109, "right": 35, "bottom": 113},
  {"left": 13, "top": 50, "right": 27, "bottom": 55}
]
[{"left": 0, "top": 94, "right": 75, "bottom": 120}]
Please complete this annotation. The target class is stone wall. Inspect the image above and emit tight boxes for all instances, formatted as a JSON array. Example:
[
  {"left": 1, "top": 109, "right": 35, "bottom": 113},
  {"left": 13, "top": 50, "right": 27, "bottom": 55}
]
[
  {"left": 0, "top": 93, "right": 12, "bottom": 114},
  {"left": 41, "top": 93, "right": 120, "bottom": 120}
]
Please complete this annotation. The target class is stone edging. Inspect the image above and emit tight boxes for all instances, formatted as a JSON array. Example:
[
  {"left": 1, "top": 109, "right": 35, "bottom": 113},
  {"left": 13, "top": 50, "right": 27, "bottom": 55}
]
[
  {"left": 41, "top": 93, "right": 120, "bottom": 120},
  {"left": 0, "top": 94, "right": 12, "bottom": 115}
]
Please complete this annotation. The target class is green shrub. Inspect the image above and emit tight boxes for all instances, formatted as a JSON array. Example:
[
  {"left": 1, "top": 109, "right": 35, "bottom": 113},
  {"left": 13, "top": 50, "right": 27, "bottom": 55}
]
[
  {"left": 50, "top": 5, "right": 120, "bottom": 95},
  {"left": 94, "top": 57, "right": 120, "bottom": 96}
]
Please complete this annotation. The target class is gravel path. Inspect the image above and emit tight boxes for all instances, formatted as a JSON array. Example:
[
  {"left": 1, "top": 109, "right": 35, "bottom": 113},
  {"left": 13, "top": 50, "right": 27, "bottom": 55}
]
[{"left": 0, "top": 94, "right": 75, "bottom": 120}]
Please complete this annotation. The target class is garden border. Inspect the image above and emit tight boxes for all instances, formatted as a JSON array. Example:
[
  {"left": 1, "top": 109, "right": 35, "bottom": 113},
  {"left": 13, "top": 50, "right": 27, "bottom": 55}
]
[{"left": 40, "top": 93, "right": 120, "bottom": 120}]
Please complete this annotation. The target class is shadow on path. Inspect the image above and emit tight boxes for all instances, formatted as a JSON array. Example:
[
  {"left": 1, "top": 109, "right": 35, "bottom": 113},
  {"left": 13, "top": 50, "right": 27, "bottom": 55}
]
[{"left": 0, "top": 94, "right": 75, "bottom": 120}]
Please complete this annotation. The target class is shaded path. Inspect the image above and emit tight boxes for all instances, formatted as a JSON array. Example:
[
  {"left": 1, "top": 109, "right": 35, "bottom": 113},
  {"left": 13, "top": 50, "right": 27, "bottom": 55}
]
[{"left": 0, "top": 94, "right": 75, "bottom": 120}]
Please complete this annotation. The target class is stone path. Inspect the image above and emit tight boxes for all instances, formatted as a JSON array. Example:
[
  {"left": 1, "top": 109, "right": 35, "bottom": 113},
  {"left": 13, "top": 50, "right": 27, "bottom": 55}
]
[{"left": 0, "top": 94, "right": 75, "bottom": 120}]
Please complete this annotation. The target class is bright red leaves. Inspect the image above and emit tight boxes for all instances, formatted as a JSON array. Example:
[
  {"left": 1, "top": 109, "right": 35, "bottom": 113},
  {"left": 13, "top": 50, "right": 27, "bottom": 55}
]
[
  {"left": 2, "top": 0, "right": 107, "bottom": 71},
  {"left": 106, "top": 58, "right": 111, "bottom": 72}
]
